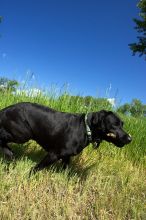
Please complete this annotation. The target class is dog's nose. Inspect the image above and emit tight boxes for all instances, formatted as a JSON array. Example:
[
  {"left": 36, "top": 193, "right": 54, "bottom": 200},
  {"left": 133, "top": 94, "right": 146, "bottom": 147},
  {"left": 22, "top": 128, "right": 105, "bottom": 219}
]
[{"left": 127, "top": 135, "right": 132, "bottom": 143}]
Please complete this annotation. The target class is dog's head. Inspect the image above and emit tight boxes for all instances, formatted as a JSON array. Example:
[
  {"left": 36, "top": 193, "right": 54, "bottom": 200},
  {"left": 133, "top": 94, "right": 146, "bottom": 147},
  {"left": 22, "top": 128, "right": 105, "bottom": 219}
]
[{"left": 88, "top": 110, "right": 132, "bottom": 147}]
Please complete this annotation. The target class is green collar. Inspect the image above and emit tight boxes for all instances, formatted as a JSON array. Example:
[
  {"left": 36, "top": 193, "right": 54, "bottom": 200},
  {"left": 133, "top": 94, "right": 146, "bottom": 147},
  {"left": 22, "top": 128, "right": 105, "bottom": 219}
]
[{"left": 85, "top": 113, "right": 92, "bottom": 142}]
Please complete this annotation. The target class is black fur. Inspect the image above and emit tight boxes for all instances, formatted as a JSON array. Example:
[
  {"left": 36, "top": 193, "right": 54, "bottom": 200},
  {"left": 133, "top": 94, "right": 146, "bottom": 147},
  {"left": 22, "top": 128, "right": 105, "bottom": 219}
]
[{"left": 0, "top": 102, "right": 132, "bottom": 173}]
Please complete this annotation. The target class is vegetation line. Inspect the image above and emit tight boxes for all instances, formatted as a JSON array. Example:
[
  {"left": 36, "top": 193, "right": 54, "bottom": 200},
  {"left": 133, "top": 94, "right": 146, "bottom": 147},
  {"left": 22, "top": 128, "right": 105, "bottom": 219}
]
[{"left": 0, "top": 79, "right": 145, "bottom": 219}]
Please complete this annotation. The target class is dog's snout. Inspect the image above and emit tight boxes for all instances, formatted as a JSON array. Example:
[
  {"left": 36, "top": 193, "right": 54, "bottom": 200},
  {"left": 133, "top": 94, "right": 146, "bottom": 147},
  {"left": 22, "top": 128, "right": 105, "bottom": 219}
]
[{"left": 127, "top": 135, "right": 132, "bottom": 143}]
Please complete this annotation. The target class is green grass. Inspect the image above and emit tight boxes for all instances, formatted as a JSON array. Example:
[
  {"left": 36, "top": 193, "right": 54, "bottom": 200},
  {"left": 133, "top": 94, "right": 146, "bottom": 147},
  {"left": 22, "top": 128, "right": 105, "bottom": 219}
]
[{"left": 0, "top": 90, "right": 146, "bottom": 220}]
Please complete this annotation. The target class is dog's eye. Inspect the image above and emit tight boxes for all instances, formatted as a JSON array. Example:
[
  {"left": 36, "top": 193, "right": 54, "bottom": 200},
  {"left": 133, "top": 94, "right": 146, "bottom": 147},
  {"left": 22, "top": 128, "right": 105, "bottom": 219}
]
[
  {"left": 113, "top": 122, "right": 120, "bottom": 127},
  {"left": 114, "top": 120, "right": 123, "bottom": 127}
]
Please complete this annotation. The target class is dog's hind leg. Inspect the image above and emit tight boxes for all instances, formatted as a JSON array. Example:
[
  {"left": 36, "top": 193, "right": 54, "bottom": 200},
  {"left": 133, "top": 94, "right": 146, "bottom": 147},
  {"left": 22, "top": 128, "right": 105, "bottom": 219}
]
[
  {"left": 29, "top": 152, "right": 58, "bottom": 175},
  {"left": 0, "top": 140, "right": 14, "bottom": 160}
]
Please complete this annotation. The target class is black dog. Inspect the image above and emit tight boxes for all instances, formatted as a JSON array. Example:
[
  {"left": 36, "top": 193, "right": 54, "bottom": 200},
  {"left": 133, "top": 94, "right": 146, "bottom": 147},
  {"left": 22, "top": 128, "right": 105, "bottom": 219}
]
[{"left": 0, "top": 102, "right": 131, "bottom": 173}]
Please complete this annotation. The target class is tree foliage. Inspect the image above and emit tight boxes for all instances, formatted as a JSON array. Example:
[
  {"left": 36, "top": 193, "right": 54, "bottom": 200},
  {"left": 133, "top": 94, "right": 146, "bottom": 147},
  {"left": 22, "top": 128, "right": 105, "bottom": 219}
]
[
  {"left": 0, "top": 77, "right": 19, "bottom": 92},
  {"left": 129, "top": 0, "right": 146, "bottom": 58},
  {"left": 117, "top": 99, "right": 146, "bottom": 117}
]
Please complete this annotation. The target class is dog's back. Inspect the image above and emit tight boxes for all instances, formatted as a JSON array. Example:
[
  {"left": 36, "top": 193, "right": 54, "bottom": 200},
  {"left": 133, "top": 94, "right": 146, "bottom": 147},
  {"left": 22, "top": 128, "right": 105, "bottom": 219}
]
[{"left": 0, "top": 102, "right": 82, "bottom": 146}]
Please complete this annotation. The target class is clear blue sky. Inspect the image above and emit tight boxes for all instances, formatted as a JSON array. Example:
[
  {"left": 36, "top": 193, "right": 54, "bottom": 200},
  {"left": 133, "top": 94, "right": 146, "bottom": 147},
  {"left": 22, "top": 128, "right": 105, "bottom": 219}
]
[{"left": 0, "top": 0, "right": 145, "bottom": 105}]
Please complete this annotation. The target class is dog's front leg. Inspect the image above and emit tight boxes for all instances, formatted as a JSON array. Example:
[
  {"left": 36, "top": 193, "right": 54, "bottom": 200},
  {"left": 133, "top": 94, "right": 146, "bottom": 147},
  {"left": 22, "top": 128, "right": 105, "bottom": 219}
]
[
  {"left": 0, "top": 142, "right": 14, "bottom": 160},
  {"left": 29, "top": 152, "right": 58, "bottom": 176},
  {"left": 62, "top": 156, "right": 70, "bottom": 169}
]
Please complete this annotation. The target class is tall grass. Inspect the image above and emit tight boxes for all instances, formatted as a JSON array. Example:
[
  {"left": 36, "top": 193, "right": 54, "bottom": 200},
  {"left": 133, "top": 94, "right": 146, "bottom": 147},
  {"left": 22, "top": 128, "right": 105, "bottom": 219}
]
[{"left": 0, "top": 88, "right": 145, "bottom": 220}]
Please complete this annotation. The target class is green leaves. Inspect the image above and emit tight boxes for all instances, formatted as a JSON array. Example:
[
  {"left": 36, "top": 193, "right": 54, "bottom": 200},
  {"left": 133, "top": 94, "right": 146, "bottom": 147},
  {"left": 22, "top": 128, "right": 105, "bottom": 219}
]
[
  {"left": 129, "top": 0, "right": 146, "bottom": 58},
  {"left": 117, "top": 98, "right": 146, "bottom": 117},
  {"left": 0, "top": 77, "right": 19, "bottom": 92}
]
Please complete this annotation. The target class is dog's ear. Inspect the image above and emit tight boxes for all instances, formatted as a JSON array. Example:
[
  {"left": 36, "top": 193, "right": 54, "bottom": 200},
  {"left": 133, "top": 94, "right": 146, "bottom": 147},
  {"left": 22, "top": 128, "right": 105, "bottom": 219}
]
[
  {"left": 89, "top": 110, "right": 110, "bottom": 128},
  {"left": 92, "top": 110, "right": 108, "bottom": 125},
  {"left": 92, "top": 110, "right": 109, "bottom": 131}
]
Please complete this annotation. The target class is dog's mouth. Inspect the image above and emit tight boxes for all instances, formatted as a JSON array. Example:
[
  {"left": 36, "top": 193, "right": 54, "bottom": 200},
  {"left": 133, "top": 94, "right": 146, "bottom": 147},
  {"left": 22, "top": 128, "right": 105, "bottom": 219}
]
[
  {"left": 105, "top": 132, "right": 132, "bottom": 148},
  {"left": 107, "top": 132, "right": 117, "bottom": 139},
  {"left": 93, "top": 132, "right": 131, "bottom": 148}
]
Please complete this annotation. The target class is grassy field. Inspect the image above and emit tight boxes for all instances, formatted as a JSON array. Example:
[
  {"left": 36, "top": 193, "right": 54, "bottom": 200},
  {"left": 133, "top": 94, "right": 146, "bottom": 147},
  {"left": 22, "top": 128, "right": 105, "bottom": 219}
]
[{"left": 0, "top": 91, "right": 146, "bottom": 220}]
